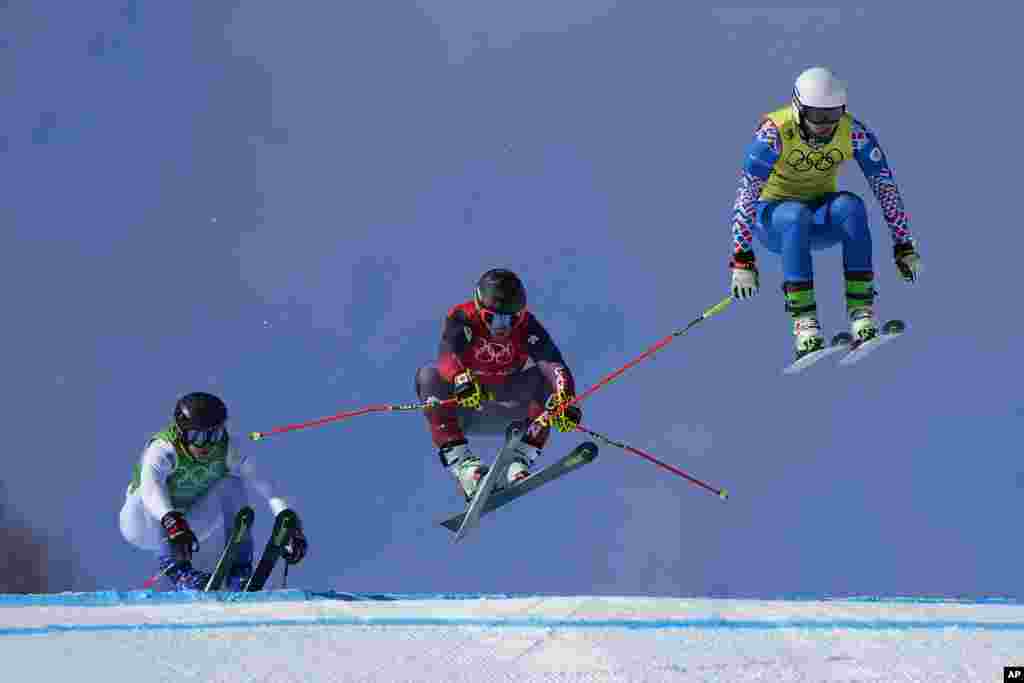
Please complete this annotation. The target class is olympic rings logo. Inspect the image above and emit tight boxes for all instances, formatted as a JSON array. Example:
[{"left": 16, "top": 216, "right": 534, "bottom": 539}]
[
  {"left": 785, "top": 148, "right": 844, "bottom": 172},
  {"left": 474, "top": 340, "right": 514, "bottom": 364}
]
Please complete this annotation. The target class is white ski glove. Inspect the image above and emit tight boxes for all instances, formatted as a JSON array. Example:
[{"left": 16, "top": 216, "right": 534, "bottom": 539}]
[{"left": 730, "top": 254, "right": 759, "bottom": 300}]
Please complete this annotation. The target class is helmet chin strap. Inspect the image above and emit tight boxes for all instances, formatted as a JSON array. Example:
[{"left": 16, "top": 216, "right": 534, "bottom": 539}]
[{"left": 798, "top": 121, "right": 836, "bottom": 147}]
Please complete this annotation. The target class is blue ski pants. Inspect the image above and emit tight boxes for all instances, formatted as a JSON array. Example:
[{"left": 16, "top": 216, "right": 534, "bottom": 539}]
[{"left": 753, "top": 191, "right": 873, "bottom": 282}]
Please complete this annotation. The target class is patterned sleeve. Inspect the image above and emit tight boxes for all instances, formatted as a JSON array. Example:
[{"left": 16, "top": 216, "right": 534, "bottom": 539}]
[
  {"left": 851, "top": 118, "right": 915, "bottom": 247},
  {"left": 732, "top": 120, "right": 780, "bottom": 258}
]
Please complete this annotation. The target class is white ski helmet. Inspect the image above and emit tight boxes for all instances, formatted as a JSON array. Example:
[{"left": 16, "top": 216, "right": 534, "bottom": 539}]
[{"left": 791, "top": 67, "right": 847, "bottom": 142}]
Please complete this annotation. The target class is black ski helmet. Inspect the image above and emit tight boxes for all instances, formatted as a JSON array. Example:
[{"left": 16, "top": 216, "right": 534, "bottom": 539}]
[
  {"left": 174, "top": 392, "right": 228, "bottom": 432},
  {"left": 474, "top": 268, "right": 526, "bottom": 315}
]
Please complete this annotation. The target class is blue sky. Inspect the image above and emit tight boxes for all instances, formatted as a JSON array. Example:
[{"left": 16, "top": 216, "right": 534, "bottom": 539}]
[{"left": 3, "top": 4, "right": 1021, "bottom": 597}]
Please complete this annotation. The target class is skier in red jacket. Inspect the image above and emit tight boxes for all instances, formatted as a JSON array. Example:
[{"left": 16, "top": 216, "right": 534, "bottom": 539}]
[{"left": 415, "top": 269, "right": 582, "bottom": 502}]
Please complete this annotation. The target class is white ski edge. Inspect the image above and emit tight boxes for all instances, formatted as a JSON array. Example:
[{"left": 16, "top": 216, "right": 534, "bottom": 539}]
[
  {"left": 782, "top": 343, "right": 849, "bottom": 375},
  {"left": 838, "top": 332, "right": 904, "bottom": 366}
]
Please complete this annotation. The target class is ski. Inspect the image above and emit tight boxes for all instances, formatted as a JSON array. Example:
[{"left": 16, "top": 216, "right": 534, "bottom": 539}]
[
  {"left": 452, "top": 430, "right": 524, "bottom": 543},
  {"left": 838, "top": 319, "right": 906, "bottom": 367},
  {"left": 243, "top": 508, "right": 300, "bottom": 592},
  {"left": 782, "top": 332, "right": 852, "bottom": 375},
  {"left": 204, "top": 506, "right": 254, "bottom": 592},
  {"left": 441, "top": 441, "right": 599, "bottom": 534}
]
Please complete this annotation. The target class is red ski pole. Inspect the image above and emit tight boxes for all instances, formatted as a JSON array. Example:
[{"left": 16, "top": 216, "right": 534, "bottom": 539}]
[
  {"left": 249, "top": 398, "right": 458, "bottom": 441},
  {"left": 577, "top": 425, "right": 729, "bottom": 500},
  {"left": 536, "top": 296, "right": 733, "bottom": 426},
  {"left": 142, "top": 563, "right": 174, "bottom": 590}
]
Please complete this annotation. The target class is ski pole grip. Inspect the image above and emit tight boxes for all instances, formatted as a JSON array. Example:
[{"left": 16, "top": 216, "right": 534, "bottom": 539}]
[{"left": 705, "top": 296, "right": 733, "bottom": 318}]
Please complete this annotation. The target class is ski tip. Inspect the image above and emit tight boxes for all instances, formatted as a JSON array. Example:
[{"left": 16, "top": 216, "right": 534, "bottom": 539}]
[
  {"left": 718, "top": 488, "right": 729, "bottom": 501},
  {"left": 278, "top": 509, "right": 300, "bottom": 527},
  {"left": 249, "top": 431, "right": 263, "bottom": 442},
  {"left": 882, "top": 319, "right": 906, "bottom": 335}
]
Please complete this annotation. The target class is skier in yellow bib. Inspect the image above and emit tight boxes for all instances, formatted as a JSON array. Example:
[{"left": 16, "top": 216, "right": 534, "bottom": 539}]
[{"left": 727, "top": 67, "right": 923, "bottom": 363}]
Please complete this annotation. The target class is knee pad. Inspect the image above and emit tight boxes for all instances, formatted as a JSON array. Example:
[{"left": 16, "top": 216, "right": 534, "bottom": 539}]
[
  {"left": 831, "top": 192, "right": 867, "bottom": 222},
  {"left": 414, "top": 365, "right": 444, "bottom": 399},
  {"left": 772, "top": 202, "right": 814, "bottom": 234}
]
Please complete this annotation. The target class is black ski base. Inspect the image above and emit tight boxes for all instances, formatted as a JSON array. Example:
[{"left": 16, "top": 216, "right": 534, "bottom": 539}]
[{"left": 244, "top": 509, "right": 299, "bottom": 592}]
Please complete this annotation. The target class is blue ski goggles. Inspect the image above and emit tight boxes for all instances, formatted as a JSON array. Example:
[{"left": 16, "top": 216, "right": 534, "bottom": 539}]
[
  {"left": 182, "top": 425, "right": 226, "bottom": 447},
  {"left": 479, "top": 308, "right": 523, "bottom": 334}
]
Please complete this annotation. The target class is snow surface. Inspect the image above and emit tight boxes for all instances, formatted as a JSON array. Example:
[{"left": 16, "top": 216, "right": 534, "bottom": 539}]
[{"left": 1, "top": 591, "right": 1022, "bottom": 682}]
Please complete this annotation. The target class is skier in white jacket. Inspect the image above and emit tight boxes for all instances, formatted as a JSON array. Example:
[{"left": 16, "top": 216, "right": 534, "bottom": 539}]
[{"left": 119, "top": 392, "right": 307, "bottom": 590}]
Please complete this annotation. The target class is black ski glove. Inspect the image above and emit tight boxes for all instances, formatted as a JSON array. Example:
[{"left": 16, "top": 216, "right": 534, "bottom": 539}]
[{"left": 161, "top": 511, "right": 199, "bottom": 562}]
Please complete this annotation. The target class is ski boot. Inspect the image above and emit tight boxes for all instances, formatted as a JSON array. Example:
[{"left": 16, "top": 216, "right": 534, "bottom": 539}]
[
  {"left": 504, "top": 442, "right": 540, "bottom": 487},
  {"left": 441, "top": 441, "right": 486, "bottom": 503},
  {"left": 494, "top": 420, "right": 541, "bottom": 490},
  {"left": 792, "top": 314, "right": 825, "bottom": 361},
  {"left": 849, "top": 306, "right": 879, "bottom": 347},
  {"left": 156, "top": 554, "right": 212, "bottom": 591},
  {"left": 505, "top": 457, "right": 530, "bottom": 485}
]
